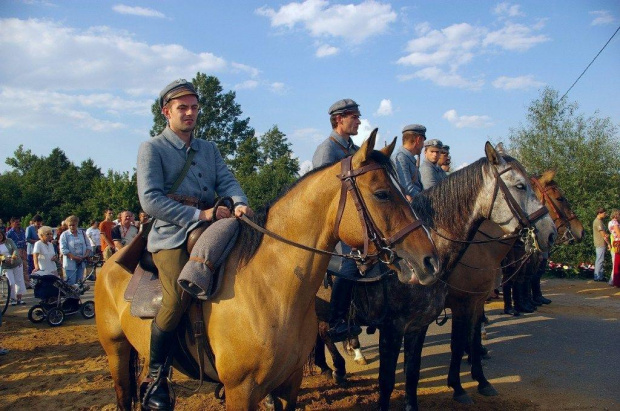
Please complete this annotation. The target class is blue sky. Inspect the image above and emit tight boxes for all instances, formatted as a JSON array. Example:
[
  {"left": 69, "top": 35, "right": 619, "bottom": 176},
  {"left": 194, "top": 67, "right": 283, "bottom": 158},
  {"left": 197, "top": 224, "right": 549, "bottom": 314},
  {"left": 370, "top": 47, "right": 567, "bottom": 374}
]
[{"left": 1, "top": 0, "right": 618, "bottom": 176}]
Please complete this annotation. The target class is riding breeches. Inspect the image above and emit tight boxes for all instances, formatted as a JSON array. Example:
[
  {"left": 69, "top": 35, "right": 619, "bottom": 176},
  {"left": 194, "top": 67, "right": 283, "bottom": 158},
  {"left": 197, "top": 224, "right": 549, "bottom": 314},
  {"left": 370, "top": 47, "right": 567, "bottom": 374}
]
[{"left": 152, "top": 247, "right": 191, "bottom": 332}]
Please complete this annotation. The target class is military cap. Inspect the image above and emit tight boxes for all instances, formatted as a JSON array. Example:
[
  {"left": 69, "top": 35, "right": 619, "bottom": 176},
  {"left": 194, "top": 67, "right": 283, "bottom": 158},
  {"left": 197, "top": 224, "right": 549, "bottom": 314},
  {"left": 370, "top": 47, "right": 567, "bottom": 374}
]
[
  {"left": 424, "top": 138, "right": 443, "bottom": 148},
  {"left": 441, "top": 145, "right": 450, "bottom": 152},
  {"left": 159, "top": 79, "right": 199, "bottom": 109},
  {"left": 328, "top": 99, "right": 360, "bottom": 116},
  {"left": 402, "top": 124, "right": 426, "bottom": 137}
]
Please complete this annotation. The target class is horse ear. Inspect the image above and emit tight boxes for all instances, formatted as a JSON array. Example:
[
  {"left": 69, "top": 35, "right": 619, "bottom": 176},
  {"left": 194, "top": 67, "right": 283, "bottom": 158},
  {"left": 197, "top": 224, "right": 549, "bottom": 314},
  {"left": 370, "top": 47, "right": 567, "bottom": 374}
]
[
  {"left": 380, "top": 137, "right": 397, "bottom": 157},
  {"left": 485, "top": 141, "right": 506, "bottom": 166},
  {"left": 354, "top": 128, "right": 378, "bottom": 164},
  {"left": 539, "top": 169, "right": 556, "bottom": 185}
]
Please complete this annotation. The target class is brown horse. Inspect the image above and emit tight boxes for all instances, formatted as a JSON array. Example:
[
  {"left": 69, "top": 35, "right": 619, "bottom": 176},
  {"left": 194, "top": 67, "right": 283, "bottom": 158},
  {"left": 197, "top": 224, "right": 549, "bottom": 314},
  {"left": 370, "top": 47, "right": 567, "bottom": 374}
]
[
  {"left": 444, "top": 169, "right": 585, "bottom": 405},
  {"left": 313, "top": 143, "right": 558, "bottom": 410},
  {"left": 95, "top": 129, "right": 439, "bottom": 410}
]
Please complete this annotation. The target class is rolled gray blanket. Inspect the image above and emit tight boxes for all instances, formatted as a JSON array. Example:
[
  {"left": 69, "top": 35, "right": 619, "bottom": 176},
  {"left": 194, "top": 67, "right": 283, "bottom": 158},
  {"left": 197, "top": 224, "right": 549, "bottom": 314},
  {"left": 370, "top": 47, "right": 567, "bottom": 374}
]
[{"left": 178, "top": 218, "right": 240, "bottom": 300}]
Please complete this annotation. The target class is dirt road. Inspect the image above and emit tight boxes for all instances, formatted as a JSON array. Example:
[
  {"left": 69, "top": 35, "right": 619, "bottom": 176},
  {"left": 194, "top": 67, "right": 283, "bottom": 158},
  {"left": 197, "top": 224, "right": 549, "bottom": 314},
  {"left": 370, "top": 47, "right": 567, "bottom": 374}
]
[{"left": 0, "top": 278, "right": 618, "bottom": 410}]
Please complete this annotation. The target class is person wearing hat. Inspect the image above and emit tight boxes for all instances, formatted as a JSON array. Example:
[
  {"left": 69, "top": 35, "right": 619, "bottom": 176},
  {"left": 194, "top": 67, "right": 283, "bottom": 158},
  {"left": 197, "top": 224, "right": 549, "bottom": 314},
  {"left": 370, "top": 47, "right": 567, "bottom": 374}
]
[
  {"left": 592, "top": 207, "right": 610, "bottom": 281},
  {"left": 438, "top": 144, "right": 451, "bottom": 173},
  {"left": 311, "top": 98, "right": 363, "bottom": 342},
  {"left": 419, "top": 138, "right": 447, "bottom": 189},
  {"left": 393, "top": 124, "right": 426, "bottom": 201},
  {"left": 136, "top": 78, "right": 252, "bottom": 410}
]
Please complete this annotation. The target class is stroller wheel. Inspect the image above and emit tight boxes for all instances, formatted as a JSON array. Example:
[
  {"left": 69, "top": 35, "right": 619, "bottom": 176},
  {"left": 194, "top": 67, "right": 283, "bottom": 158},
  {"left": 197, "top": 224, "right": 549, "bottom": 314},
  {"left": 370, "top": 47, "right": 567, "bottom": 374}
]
[
  {"left": 81, "top": 301, "right": 95, "bottom": 319},
  {"left": 28, "top": 305, "right": 46, "bottom": 323},
  {"left": 46, "top": 307, "right": 65, "bottom": 327}
]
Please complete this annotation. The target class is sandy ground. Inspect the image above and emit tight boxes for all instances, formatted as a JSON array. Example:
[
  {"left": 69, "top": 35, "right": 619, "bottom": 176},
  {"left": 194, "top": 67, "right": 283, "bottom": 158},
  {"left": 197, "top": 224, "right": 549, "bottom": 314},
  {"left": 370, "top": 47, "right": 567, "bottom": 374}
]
[{"left": 0, "top": 277, "right": 618, "bottom": 410}]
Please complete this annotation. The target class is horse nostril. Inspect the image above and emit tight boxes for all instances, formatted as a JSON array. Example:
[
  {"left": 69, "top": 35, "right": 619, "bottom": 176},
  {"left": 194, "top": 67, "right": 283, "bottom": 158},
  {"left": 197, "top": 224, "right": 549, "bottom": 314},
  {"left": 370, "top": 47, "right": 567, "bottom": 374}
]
[{"left": 424, "top": 256, "right": 436, "bottom": 275}]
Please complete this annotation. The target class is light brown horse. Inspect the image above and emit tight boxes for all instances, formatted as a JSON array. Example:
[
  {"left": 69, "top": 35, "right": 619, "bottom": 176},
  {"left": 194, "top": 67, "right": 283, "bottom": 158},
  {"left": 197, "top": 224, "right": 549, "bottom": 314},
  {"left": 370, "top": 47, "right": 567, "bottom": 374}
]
[
  {"left": 95, "top": 130, "right": 439, "bottom": 410},
  {"left": 444, "top": 169, "right": 585, "bottom": 404}
]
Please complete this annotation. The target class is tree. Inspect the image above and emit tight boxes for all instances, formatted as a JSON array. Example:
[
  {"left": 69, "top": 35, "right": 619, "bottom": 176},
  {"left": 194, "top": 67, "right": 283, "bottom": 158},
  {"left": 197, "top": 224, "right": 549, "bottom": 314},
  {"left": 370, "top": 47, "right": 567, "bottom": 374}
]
[
  {"left": 150, "top": 73, "right": 255, "bottom": 160},
  {"left": 506, "top": 87, "right": 619, "bottom": 267}
]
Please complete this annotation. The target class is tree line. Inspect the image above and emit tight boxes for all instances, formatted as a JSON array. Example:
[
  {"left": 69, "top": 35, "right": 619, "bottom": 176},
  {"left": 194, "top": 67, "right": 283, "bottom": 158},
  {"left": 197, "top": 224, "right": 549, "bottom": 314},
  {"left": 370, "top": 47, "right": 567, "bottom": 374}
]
[{"left": 1, "top": 76, "right": 618, "bottom": 268}]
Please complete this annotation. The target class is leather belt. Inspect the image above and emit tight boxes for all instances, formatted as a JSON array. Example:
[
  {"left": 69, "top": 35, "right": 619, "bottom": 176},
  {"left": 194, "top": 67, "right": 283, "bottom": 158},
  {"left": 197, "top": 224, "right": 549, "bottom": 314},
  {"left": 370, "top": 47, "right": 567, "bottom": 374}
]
[{"left": 167, "top": 194, "right": 210, "bottom": 210}]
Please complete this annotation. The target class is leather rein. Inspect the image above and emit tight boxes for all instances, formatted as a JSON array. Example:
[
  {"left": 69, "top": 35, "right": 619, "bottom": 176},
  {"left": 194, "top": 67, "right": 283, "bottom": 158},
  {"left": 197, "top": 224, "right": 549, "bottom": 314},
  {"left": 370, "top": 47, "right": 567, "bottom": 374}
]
[
  {"left": 530, "top": 176, "right": 578, "bottom": 245},
  {"left": 240, "top": 155, "right": 426, "bottom": 265}
]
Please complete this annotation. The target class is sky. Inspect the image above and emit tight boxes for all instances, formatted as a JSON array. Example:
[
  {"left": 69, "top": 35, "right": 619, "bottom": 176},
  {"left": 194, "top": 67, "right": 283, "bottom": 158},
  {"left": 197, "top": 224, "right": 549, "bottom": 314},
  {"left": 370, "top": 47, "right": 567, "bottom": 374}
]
[{"left": 0, "top": 0, "right": 618, "bottom": 176}]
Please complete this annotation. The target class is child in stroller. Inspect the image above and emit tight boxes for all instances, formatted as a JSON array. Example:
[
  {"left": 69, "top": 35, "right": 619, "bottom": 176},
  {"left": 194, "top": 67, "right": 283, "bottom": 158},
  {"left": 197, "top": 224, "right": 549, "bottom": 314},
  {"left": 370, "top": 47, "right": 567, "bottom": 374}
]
[{"left": 28, "top": 269, "right": 95, "bottom": 326}]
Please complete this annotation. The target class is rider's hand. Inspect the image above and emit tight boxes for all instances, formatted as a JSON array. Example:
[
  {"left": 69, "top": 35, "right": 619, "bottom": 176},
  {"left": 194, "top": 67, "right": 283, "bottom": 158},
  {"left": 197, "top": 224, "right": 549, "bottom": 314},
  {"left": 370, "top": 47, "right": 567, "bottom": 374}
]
[
  {"left": 199, "top": 206, "right": 232, "bottom": 221},
  {"left": 234, "top": 204, "right": 253, "bottom": 218}
]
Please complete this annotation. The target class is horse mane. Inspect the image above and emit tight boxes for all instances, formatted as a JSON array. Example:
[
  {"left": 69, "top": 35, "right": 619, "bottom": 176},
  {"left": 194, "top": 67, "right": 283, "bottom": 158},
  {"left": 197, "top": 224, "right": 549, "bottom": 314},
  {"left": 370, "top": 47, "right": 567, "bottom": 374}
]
[
  {"left": 411, "top": 154, "right": 525, "bottom": 233},
  {"left": 235, "top": 150, "right": 396, "bottom": 266}
]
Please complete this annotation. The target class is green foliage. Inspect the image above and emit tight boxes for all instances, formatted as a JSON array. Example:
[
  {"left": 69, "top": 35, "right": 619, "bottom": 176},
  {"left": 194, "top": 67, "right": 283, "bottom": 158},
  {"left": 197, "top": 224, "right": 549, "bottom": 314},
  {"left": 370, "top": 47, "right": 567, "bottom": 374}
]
[{"left": 506, "top": 87, "right": 619, "bottom": 266}]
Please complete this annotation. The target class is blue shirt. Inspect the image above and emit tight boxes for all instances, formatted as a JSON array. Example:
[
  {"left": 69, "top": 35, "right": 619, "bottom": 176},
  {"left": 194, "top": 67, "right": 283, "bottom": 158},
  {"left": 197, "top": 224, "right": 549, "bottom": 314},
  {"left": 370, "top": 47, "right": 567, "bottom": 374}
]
[
  {"left": 7, "top": 228, "right": 26, "bottom": 250},
  {"left": 419, "top": 158, "right": 447, "bottom": 189},
  {"left": 312, "top": 131, "right": 358, "bottom": 169},
  {"left": 26, "top": 225, "right": 38, "bottom": 254},
  {"left": 392, "top": 146, "right": 423, "bottom": 197},
  {"left": 137, "top": 127, "right": 248, "bottom": 253}
]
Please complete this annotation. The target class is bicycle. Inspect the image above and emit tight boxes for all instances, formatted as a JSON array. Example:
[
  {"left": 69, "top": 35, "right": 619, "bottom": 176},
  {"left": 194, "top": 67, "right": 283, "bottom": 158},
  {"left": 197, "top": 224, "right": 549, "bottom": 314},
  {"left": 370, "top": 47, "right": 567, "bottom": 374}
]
[{"left": 0, "top": 261, "right": 11, "bottom": 315}]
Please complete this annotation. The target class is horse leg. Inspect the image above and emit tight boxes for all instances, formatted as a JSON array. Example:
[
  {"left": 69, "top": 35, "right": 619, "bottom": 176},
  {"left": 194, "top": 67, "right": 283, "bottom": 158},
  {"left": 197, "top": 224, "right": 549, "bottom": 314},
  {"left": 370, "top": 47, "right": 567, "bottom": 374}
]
[
  {"left": 267, "top": 367, "right": 304, "bottom": 411},
  {"left": 471, "top": 316, "right": 498, "bottom": 397},
  {"left": 101, "top": 339, "right": 137, "bottom": 410},
  {"left": 313, "top": 332, "right": 332, "bottom": 378},
  {"left": 447, "top": 314, "right": 472, "bottom": 404},
  {"left": 348, "top": 336, "right": 368, "bottom": 365},
  {"left": 402, "top": 325, "right": 428, "bottom": 411},
  {"left": 378, "top": 323, "right": 404, "bottom": 411}
]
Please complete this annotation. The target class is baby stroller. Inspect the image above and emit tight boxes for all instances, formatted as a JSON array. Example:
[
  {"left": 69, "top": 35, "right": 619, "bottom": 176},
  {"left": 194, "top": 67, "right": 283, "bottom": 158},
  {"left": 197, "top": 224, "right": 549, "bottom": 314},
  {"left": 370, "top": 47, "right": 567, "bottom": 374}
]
[{"left": 28, "top": 270, "right": 95, "bottom": 327}]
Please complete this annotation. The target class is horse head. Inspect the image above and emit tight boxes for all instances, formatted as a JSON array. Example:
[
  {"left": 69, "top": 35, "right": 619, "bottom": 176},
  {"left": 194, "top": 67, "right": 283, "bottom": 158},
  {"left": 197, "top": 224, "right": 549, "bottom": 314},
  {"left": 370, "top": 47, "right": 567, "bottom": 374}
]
[
  {"left": 335, "top": 128, "right": 439, "bottom": 285},
  {"left": 483, "top": 142, "right": 557, "bottom": 253},
  {"left": 533, "top": 170, "right": 584, "bottom": 244}
]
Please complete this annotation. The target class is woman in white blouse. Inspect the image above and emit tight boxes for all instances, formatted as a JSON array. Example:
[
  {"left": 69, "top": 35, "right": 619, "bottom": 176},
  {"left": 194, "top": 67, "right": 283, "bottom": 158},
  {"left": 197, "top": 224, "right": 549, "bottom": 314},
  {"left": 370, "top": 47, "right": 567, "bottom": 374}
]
[{"left": 32, "top": 226, "right": 58, "bottom": 276}]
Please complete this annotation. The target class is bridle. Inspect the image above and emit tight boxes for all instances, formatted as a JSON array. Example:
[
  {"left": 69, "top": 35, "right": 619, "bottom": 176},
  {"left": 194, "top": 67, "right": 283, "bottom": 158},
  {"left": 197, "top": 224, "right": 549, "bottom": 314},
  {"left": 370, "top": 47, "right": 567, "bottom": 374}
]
[
  {"left": 334, "top": 156, "right": 428, "bottom": 264},
  {"left": 485, "top": 163, "right": 549, "bottom": 251},
  {"left": 240, "top": 155, "right": 429, "bottom": 266},
  {"left": 530, "top": 176, "right": 578, "bottom": 245}
]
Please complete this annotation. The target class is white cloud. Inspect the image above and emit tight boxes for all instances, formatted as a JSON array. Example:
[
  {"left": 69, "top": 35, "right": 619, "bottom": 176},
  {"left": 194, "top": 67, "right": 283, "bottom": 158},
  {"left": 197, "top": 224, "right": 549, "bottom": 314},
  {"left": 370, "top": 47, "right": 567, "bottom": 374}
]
[
  {"left": 483, "top": 22, "right": 549, "bottom": 51},
  {"left": 492, "top": 75, "right": 544, "bottom": 90},
  {"left": 316, "top": 44, "right": 339, "bottom": 57},
  {"left": 375, "top": 99, "right": 393, "bottom": 116},
  {"left": 299, "top": 160, "right": 313, "bottom": 175},
  {"left": 256, "top": 0, "right": 397, "bottom": 44},
  {"left": 443, "top": 109, "right": 493, "bottom": 128},
  {"left": 590, "top": 10, "right": 615, "bottom": 26},
  {"left": 493, "top": 2, "right": 525, "bottom": 18},
  {"left": 293, "top": 127, "right": 324, "bottom": 144},
  {"left": 234, "top": 80, "right": 259, "bottom": 90},
  {"left": 112, "top": 4, "right": 165, "bottom": 18},
  {"left": 270, "top": 82, "right": 286, "bottom": 94},
  {"left": 400, "top": 67, "right": 484, "bottom": 90},
  {"left": 231, "top": 62, "right": 260, "bottom": 78}
]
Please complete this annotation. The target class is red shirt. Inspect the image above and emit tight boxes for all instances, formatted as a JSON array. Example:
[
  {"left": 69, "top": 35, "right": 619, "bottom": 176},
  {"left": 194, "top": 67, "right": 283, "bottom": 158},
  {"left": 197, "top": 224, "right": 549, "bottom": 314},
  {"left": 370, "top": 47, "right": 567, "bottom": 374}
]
[{"left": 99, "top": 220, "right": 116, "bottom": 251}]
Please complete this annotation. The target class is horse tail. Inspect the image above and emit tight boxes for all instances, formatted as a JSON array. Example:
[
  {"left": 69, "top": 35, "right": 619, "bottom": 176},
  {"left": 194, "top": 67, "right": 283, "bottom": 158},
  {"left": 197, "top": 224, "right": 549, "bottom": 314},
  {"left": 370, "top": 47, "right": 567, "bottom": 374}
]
[{"left": 129, "top": 347, "right": 140, "bottom": 408}]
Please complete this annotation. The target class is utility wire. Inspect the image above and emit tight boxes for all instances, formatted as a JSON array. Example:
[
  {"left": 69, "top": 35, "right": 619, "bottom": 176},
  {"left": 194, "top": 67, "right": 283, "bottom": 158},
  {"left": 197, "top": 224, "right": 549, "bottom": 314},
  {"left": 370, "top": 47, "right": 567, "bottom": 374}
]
[{"left": 560, "top": 24, "right": 620, "bottom": 101}]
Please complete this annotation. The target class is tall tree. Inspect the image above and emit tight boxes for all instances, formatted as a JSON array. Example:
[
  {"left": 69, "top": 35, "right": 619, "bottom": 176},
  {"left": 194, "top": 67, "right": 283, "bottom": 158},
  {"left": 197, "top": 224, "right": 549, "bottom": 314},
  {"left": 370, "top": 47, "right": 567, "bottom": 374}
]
[
  {"left": 150, "top": 73, "right": 255, "bottom": 160},
  {"left": 506, "top": 87, "right": 619, "bottom": 266}
]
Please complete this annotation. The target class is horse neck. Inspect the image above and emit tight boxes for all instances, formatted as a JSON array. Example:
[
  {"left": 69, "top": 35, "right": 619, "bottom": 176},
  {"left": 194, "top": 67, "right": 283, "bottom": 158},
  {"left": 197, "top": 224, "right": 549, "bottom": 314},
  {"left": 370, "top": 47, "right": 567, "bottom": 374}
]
[{"left": 238, "top": 166, "right": 343, "bottom": 303}]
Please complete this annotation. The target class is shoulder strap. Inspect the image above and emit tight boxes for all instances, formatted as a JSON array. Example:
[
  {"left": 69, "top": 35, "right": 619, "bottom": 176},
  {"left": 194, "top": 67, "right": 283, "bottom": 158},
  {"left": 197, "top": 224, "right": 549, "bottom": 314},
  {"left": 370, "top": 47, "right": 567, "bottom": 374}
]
[
  {"left": 329, "top": 137, "right": 351, "bottom": 156},
  {"left": 168, "top": 148, "right": 197, "bottom": 195}
]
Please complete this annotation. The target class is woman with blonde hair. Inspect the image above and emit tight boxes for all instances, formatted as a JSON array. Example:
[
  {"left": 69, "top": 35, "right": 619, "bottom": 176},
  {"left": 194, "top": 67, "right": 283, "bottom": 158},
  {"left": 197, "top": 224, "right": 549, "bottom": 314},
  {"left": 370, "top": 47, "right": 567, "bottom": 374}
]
[
  {"left": 59, "top": 216, "right": 91, "bottom": 285},
  {"left": 608, "top": 209, "right": 620, "bottom": 287},
  {"left": 32, "top": 226, "right": 58, "bottom": 276}
]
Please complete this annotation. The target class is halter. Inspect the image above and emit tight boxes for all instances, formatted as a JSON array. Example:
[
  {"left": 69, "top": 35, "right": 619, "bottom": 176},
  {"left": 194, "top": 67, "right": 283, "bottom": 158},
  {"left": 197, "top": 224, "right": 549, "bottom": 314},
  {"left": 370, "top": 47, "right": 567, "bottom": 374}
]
[
  {"left": 240, "top": 155, "right": 428, "bottom": 265},
  {"left": 530, "top": 176, "right": 578, "bottom": 245},
  {"left": 334, "top": 156, "right": 426, "bottom": 264},
  {"left": 488, "top": 164, "right": 549, "bottom": 251}
]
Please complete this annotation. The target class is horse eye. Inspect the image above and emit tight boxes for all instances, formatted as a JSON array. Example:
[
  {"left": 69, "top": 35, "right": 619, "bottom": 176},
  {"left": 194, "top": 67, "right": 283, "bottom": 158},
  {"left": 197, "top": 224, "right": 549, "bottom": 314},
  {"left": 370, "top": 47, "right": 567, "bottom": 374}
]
[
  {"left": 557, "top": 196, "right": 566, "bottom": 202},
  {"left": 515, "top": 183, "right": 526, "bottom": 190},
  {"left": 374, "top": 190, "right": 390, "bottom": 201}
]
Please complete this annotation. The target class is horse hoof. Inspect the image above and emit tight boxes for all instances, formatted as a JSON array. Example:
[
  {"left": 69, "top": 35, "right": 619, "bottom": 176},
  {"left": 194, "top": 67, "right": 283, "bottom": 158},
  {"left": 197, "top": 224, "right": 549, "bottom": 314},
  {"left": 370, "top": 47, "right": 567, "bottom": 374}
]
[
  {"left": 332, "top": 371, "right": 347, "bottom": 385},
  {"left": 354, "top": 356, "right": 368, "bottom": 365},
  {"left": 453, "top": 392, "right": 474, "bottom": 404},
  {"left": 321, "top": 369, "right": 333, "bottom": 380},
  {"left": 478, "top": 384, "right": 498, "bottom": 397}
]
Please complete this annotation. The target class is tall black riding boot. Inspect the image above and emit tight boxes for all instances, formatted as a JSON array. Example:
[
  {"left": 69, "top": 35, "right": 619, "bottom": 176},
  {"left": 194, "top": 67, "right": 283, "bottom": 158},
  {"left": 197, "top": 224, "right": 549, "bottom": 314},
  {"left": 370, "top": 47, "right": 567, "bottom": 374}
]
[
  {"left": 502, "top": 282, "right": 519, "bottom": 316},
  {"left": 513, "top": 282, "right": 534, "bottom": 313},
  {"left": 532, "top": 259, "right": 552, "bottom": 304},
  {"left": 142, "top": 322, "right": 176, "bottom": 410},
  {"left": 328, "top": 276, "right": 361, "bottom": 342},
  {"left": 525, "top": 278, "right": 540, "bottom": 308}
]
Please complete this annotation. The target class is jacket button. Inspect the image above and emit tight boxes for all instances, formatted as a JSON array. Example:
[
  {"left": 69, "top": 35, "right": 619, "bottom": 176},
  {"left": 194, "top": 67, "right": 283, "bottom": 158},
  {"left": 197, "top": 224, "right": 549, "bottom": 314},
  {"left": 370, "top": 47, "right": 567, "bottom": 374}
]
[
  {"left": 198, "top": 173, "right": 202, "bottom": 178},
  {"left": 203, "top": 187, "right": 208, "bottom": 191},
  {"left": 191, "top": 161, "right": 196, "bottom": 166}
]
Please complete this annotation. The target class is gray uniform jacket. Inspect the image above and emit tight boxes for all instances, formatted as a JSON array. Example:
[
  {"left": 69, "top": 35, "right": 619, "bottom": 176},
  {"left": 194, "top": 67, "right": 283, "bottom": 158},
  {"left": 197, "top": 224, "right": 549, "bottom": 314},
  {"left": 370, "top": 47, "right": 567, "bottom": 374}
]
[
  {"left": 312, "top": 131, "right": 358, "bottom": 169},
  {"left": 137, "top": 127, "right": 248, "bottom": 253},
  {"left": 392, "top": 146, "right": 423, "bottom": 197},
  {"left": 419, "top": 158, "right": 447, "bottom": 190}
]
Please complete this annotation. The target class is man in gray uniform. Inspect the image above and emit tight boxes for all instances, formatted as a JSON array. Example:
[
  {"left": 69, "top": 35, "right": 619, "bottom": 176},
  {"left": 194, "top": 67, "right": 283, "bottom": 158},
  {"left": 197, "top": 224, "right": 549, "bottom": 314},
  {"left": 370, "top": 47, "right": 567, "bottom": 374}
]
[
  {"left": 438, "top": 144, "right": 451, "bottom": 173},
  {"left": 392, "top": 124, "right": 426, "bottom": 201},
  {"left": 312, "top": 98, "right": 363, "bottom": 342},
  {"left": 137, "top": 79, "right": 252, "bottom": 410},
  {"left": 419, "top": 138, "right": 447, "bottom": 189}
]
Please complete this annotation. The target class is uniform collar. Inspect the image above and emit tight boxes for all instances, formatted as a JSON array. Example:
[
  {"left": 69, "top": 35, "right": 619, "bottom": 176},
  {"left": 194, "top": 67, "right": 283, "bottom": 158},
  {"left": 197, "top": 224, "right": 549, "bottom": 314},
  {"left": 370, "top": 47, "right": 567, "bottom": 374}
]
[
  {"left": 330, "top": 131, "right": 354, "bottom": 150},
  {"left": 163, "top": 126, "right": 200, "bottom": 152},
  {"left": 398, "top": 146, "right": 417, "bottom": 161}
]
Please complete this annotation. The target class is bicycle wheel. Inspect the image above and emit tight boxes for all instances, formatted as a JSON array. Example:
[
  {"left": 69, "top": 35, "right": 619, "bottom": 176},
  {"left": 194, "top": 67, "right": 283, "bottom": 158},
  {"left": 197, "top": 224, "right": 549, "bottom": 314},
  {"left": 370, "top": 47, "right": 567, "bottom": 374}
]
[{"left": 0, "top": 274, "right": 11, "bottom": 315}]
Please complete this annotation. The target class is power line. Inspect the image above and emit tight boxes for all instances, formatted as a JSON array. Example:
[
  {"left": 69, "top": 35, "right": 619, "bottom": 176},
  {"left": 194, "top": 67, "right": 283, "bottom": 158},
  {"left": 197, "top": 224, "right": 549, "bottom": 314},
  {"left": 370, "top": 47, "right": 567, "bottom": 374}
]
[{"left": 560, "top": 24, "right": 620, "bottom": 101}]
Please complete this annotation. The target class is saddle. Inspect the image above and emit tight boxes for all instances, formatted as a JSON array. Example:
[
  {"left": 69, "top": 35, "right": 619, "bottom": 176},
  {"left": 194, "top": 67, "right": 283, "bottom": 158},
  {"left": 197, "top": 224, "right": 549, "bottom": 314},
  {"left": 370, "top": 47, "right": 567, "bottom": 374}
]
[{"left": 121, "top": 219, "right": 239, "bottom": 319}]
